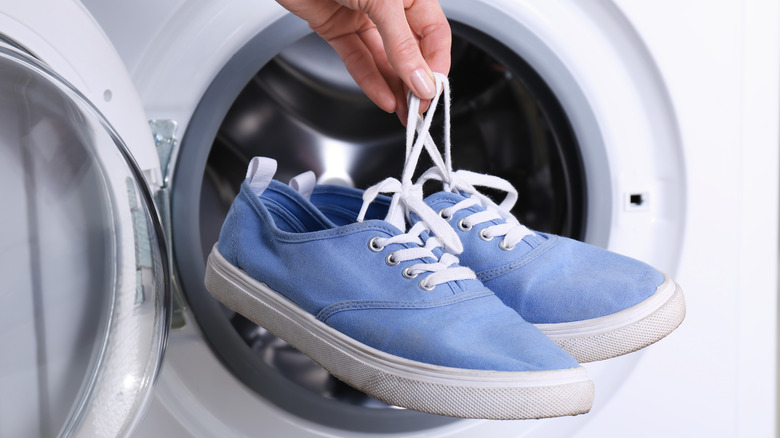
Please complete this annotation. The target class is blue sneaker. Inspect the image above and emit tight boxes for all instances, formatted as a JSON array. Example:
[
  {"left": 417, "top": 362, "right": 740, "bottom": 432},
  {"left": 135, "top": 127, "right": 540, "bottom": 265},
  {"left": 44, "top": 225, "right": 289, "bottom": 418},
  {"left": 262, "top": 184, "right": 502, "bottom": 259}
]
[
  {"left": 307, "top": 73, "right": 686, "bottom": 363},
  {"left": 205, "top": 157, "right": 593, "bottom": 419}
]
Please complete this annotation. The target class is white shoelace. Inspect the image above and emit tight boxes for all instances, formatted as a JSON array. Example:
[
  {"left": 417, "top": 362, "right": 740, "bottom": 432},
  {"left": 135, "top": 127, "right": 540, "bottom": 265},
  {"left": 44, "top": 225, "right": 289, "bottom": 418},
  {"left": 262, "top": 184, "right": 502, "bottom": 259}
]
[
  {"left": 356, "top": 78, "right": 475, "bottom": 290},
  {"left": 410, "top": 73, "right": 535, "bottom": 251}
]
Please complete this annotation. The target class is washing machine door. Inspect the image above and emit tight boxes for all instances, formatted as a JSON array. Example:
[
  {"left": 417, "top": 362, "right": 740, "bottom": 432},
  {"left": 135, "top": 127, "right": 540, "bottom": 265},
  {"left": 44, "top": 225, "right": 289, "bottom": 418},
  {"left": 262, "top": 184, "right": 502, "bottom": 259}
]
[{"left": 0, "top": 42, "right": 170, "bottom": 438}]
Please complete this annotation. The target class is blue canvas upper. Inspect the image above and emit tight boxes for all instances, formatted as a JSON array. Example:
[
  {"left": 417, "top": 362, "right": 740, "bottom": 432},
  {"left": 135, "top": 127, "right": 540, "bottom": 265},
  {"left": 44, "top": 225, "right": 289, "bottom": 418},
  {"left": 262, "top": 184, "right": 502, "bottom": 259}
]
[
  {"left": 217, "top": 177, "right": 579, "bottom": 371},
  {"left": 310, "top": 185, "right": 665, "bottom": 324}
]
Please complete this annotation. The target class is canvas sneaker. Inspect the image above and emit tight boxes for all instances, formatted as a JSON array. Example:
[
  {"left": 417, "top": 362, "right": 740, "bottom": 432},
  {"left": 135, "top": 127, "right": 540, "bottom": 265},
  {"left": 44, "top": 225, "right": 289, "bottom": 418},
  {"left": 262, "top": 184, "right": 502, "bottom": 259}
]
[
  {"left": 305, "top": 73, "right": 686, "bottom": 363},
  {"left": 204, "top": 155, "right": 593, "bottom": 419}
]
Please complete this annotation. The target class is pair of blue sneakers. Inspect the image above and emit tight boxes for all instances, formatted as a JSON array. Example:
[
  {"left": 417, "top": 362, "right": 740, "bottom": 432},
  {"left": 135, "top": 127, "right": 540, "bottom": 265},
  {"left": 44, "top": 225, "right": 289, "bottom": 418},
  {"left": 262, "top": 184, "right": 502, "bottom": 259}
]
[{"left": 204, "top": 74, "right": 685, "bottom": 419}]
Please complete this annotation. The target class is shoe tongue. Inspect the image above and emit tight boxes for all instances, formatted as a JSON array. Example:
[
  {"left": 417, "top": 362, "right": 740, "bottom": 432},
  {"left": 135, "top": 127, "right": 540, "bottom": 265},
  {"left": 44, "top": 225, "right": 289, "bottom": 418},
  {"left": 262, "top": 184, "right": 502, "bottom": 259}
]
[
  {"left": 423, "top": 190, "right": 467, "bottom": 210},
  {"left": 246, "top": 157, "right": 277, "bottom": 195}
]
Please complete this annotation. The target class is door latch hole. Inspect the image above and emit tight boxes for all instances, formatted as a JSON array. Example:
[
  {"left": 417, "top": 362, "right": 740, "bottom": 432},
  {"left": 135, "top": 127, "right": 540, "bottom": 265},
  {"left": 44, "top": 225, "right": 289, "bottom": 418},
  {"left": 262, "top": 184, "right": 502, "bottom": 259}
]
[{"left": 624, "top": 192, "right": 650, "bottom": 211}]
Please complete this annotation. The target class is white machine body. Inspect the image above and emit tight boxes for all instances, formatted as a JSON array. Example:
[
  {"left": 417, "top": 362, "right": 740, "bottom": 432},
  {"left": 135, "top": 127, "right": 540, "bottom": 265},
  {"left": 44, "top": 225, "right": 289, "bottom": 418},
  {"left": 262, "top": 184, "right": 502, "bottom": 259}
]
[{"left": 0, "top": 0, "right": 776, "bottom": 436}]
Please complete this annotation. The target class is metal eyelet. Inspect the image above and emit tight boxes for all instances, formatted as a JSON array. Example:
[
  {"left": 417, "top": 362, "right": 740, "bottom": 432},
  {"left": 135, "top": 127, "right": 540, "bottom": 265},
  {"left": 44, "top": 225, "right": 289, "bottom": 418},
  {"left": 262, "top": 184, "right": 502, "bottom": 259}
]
[
  {"left": 368, "top": 236, "right": 384, "bottom": 252},
  {"left": 457, "top": 218, "right": 472, "bottom": 231},
  {"left": 478, "top": 228, "right": 494, "bottom": 241},
  {"left": 419, "top": 279, "right": 435, "bottom": 291},
  {"left": 438, "top": 209, "right": 453, "bottom": 221},
  {"left": 386, "top": 253, "right": 400, "bottom": 266},
  {"left": 499, "top": 239, "right": 516, "bottom": 251},
  {"left": 402, "top": 267, "right": 418, "bottom": 279}
]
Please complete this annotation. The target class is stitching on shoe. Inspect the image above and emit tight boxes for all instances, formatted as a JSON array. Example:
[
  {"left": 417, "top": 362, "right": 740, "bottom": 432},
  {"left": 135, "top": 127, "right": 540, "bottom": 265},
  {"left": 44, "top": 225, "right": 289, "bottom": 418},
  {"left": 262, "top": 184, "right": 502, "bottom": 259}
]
[
  {"left": 264, "top": 183, "right": 334, "bottom": 230},
  {"left": 476, "top": 234, "right": 559, "bottom": 282},
  {"left": 317, "top": 204, "right": 357, "bottom": 222},
  {"left": 243, "top": 182, "right": 400, "bottom": 242},
  {"left": 316, "top": 289, "right": 494, "bottom": 322},
  {"left": 273, "top": 223, "right": 400, "bottom": 243},
  {"left": 264, "top": 197, "right": 309, "bottom": 233},
  {"left": 231, "top": 201, "right": 240, "bottom": 265}
]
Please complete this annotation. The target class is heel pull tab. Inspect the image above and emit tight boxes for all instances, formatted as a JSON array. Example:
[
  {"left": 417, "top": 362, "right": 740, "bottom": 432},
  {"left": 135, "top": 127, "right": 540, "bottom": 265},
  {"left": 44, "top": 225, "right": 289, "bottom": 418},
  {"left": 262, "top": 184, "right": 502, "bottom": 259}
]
[
  {"left": 246, "top": 157, "right": 277, "bottom": 195},
  {"left": 289, "top": 170, "right": 316, "bottom": 200}
]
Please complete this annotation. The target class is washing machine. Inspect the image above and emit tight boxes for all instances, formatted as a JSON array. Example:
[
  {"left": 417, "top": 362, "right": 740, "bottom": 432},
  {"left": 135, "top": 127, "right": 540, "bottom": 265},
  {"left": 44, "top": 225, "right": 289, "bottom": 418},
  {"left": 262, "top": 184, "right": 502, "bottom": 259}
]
[{"left": 2, "top": 0, "right": 777, "bottom": 436}]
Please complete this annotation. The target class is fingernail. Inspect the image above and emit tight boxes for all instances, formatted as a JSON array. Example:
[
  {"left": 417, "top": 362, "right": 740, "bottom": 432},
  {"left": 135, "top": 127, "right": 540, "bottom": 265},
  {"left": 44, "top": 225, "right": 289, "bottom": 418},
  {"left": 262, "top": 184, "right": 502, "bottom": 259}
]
[{"left": 411, "top": 68, "right": 435, "bottom": 100}]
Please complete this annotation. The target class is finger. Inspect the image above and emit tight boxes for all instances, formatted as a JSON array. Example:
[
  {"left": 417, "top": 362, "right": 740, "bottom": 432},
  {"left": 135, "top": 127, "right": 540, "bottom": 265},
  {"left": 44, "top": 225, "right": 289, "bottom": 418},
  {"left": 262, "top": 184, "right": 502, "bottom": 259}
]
[
  {"left": 356, "top": 26, "right": 409, "bottom": 119},
  {"left": 405, "top": 0, "right": 452, "bottom": 76},
  {"left": 327, "top": 29, "right": 398, "bottom": 113},
  {"left": 278, "top": 1, "right": 398, "bottom": 112},
  {"left": 275, "top": 0, "right": 341, "bottom": 28},
  {"left": 351, "top": 0, "right": 438, "bottom": 100},
  {"left": 395, "top": 86, "right": 409, "bottom": 124}
]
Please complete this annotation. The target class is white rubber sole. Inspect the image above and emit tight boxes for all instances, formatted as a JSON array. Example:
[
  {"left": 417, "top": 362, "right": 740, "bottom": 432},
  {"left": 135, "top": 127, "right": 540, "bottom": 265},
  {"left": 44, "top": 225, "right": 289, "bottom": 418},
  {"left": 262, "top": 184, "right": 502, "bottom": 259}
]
[
  {"left": 204, "top": 246, "right": 594, "bottom": 419},
  {"left": 536, "top": 274, "right": 686, "bottom": 363}
]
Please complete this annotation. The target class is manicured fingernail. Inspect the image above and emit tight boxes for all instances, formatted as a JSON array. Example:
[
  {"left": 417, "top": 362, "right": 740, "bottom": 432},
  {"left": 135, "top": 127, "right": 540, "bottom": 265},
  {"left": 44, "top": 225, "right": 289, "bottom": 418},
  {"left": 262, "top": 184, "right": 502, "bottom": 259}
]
[{"left": 411, "top": 68, "right": 436, "bottom": 100}]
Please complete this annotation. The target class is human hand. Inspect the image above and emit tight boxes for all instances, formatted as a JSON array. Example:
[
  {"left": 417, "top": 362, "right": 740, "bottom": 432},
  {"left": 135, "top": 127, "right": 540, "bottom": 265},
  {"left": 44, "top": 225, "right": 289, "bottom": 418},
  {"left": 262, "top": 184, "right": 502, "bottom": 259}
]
[{"left": 276, "top": 0, "right": 451, "bottom": 122}]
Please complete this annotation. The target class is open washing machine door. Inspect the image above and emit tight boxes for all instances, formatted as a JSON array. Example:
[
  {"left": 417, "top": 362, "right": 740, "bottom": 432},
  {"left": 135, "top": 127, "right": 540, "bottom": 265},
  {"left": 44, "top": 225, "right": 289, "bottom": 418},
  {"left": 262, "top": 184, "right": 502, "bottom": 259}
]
[{"left": 0, "top": 2, "right": 169, "bottom": 437}]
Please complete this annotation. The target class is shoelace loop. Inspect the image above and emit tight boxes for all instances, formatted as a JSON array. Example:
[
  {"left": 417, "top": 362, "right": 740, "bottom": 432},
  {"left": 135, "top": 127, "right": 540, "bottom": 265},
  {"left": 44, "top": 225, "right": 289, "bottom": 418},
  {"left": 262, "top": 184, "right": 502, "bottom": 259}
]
[
  {"left": 409, "top": 73, "right": 535, "bottom": 249},
  {"left": 357, "top": 78, "right": 474, "bottom": 290}
]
